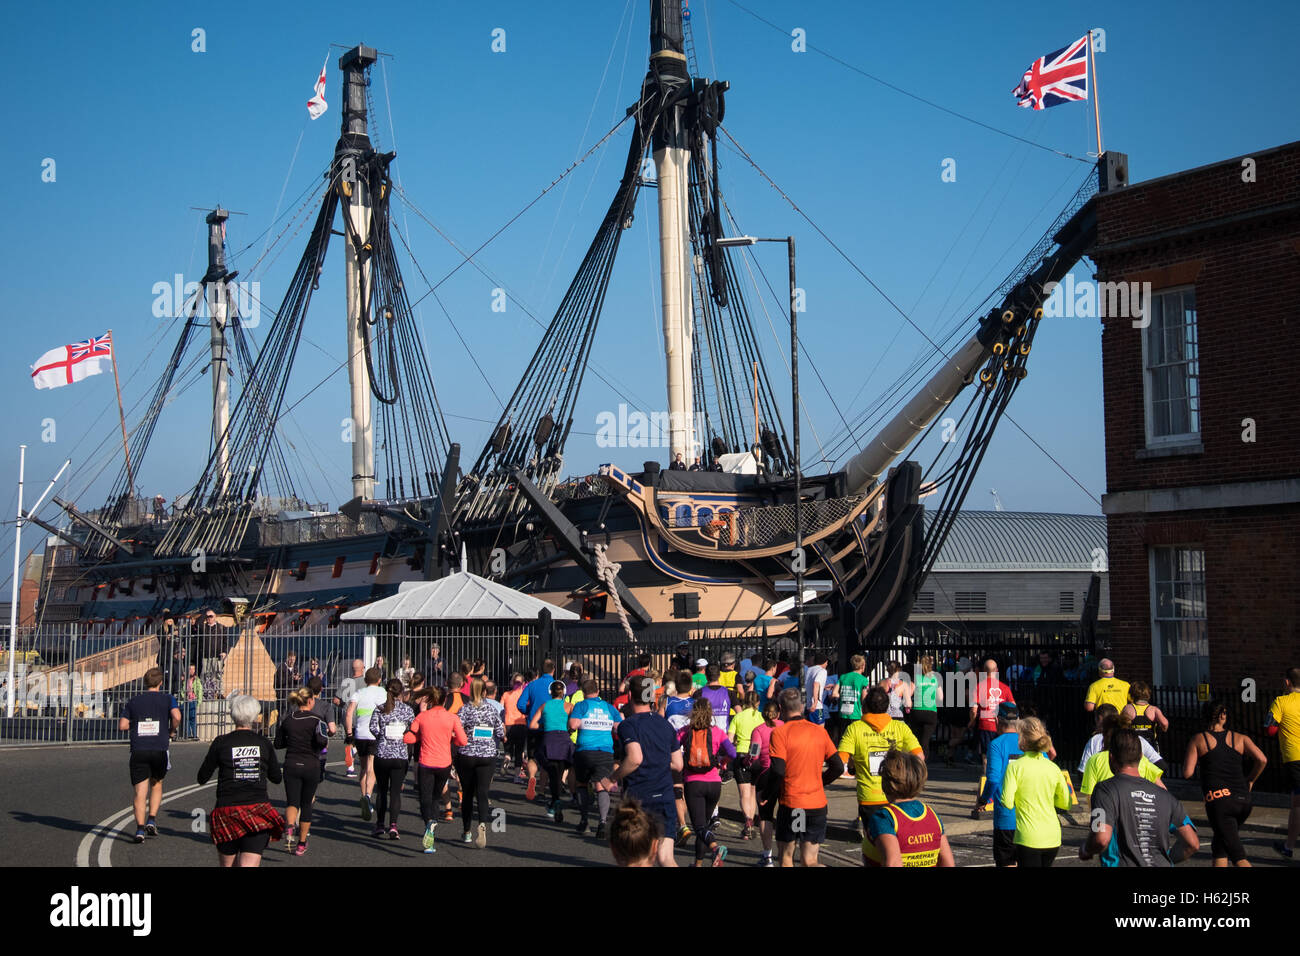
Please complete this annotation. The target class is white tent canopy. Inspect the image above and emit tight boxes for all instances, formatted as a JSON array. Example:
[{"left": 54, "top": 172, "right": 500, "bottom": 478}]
[{"left": 340, "top": 570, "right": 578, "bottom": 623}]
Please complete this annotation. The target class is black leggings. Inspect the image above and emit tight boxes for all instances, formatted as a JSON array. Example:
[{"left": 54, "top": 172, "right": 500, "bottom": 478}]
[
  {"left": 417, "top": 764, "right": 452, "bottom": 825},
  {"left": 546, "top": 760, "right": 569, "bottom": 805},
  {"left": 684, "top": 780, "right": 723, "bottom": 861},
  {"left": 374, "top": 757, "right": 408, "bottom": 829},
  {"left": 1014, "top": 845, "right": 1058, "bottom": 868},
  {"left": 1205, "top": 794, "right": 1252, "bottom": 863},
  {"left": 908, "top": 710, "right": 938, "bottom": 759},
  {"left": 283, "top": 760, "right": 322, "bottom": 824},
  {"left": 455, "top": 755, "right": 495, "bottom": 830}
]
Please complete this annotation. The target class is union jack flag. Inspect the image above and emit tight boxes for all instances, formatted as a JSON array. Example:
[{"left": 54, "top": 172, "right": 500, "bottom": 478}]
[
  {"left": 1013, "top": 35, "right": 1090, "bottom": 110},
  {"left": 69, "top": 332, "right": 114, "bottom": 360}
]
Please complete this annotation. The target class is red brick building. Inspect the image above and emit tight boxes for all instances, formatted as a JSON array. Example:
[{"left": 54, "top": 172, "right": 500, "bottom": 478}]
[{"left": 1093, "top": 141, "right": 1300, "bottom": 690}]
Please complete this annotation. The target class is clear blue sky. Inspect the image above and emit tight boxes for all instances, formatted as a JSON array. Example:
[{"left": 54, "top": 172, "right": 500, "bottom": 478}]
[{"left": 2, "top": 0, "right": 1295, "bottom": 574}]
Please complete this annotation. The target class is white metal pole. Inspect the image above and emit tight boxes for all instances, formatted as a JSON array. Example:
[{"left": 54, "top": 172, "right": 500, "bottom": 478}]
[{"left": 8, "top": 445, "right": 26, "bottom": 718}]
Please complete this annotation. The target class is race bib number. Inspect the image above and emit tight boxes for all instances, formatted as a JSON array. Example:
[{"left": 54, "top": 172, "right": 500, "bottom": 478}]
[
  {"left": 472, "top": 725, "right": 493, "bottom": 740},
  {"left": 840, "top": 700, "right": 855, "bottom": 715},
  {"left": 384, "top": 722, "right": 407, "bottom": 740},
  {"left": 137, "top": 720, "right": 160, "bottom": 737},
  {"left": 868, "top": 750, "right": 888, "bottom": 776},
  {"left": 582, "top": 717, "right": 613, "bottom": 732}
]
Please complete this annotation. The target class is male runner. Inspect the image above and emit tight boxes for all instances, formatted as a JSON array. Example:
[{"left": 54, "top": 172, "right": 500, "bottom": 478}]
[
  {"left": 119, "top": 667, "right": 181, "bottom": 844},
  {"left": 766, "top": 688, "right": 843, "bottom": 866},
  {"left": 718, "top": 652, "right": 739, "bottom": 691},
  {"left": 568, "top": 679, "right": 623, "bottom": 838},
  {"left": 1266, "top": 666, "right": 1300, "bottom": 858},
  {"left": 517, "top": 659, "right": 557, "bottom": 801},
  {"left": 969, "top": 658, "right": 1015, "bottom": 774},
  {"left": 614, "top": 674, "right": 683, "bottom": 866},
  {"left": 333, "top": 658, "right": 365, "bottom": 777},
  {"left": 974, "top": 703, "right": 1021, "bottom": 866},
  {"left": 346, "top": 667, "right": 385, "bottom": 820},
  {"left": 838, "top": 687, "right": 924, "bottom": 834},
  {"left": 1084, "top": 659, "right": 1130, "bottom": 713}
]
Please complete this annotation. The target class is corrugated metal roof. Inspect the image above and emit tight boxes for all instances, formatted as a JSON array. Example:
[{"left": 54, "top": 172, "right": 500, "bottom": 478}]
[
  {"left": 925, "top": 511, "right": 1106, "bottom": 571},
  {"left": 340, "top": 571, "right": 579, "bottom": 622}
]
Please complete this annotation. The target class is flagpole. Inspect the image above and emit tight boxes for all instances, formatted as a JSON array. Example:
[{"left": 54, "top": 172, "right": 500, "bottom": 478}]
[
  {"left": 1088, "top": 29, "right": 1103, "bottom": 157},
  {"left": 108, "top": 330, "right": 134, "bottom": 495},
  {"left": 7, "top": 445, "right": 24, "bottom": 718}
]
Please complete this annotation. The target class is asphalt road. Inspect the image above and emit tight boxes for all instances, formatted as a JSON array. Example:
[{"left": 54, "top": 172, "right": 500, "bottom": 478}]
[{"left": 1, "top": 741, "right": 1290, "bottom": 868}]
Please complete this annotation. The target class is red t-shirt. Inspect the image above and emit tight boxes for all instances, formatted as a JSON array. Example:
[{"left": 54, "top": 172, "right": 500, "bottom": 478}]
[{"left": 974, "top": 679, "right": 1015, "bottom": 732}]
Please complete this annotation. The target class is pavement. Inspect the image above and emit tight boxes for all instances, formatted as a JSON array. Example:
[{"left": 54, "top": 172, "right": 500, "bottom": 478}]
[{"left": 1, "top": 740, "right": 1294, "bottom": 868}]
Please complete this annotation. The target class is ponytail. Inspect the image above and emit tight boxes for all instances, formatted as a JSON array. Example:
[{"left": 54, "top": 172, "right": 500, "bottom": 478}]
[
  {"left": 289, "top": 687, "right": 312, "bottom": 709},
  {"left": 382, "top": 678, "right": 404, "bottom": 715}
]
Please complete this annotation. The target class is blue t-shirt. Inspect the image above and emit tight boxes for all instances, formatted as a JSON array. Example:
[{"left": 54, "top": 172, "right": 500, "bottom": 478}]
[
  {"left": 617, "top": 711, "right": 678, "bottom": 800},
  {"left": 752, "top": 672, "right": 773, "bottom": 702},
  {"left": 982, "top": 731, "right": 1023, "bottom": 831},
  {"left": 517, "top": 674, "right": 554, "bottom": 725},
  {"left": 663, "top": 696, "right": 694, "bottom": 732},
  {"left": 539, "top": 697, "right": 569, "bottom": 732},
  {"left": 569, "top": 697, "right": 622, "bottom": 752},
  {"left": 122, "top": 691, "right": 178, "bottom": 751}
]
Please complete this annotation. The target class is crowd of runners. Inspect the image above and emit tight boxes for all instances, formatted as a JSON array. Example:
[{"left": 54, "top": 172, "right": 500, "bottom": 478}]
[{"left": 115, "top": 649, "right": 1300, "bottom": 868}]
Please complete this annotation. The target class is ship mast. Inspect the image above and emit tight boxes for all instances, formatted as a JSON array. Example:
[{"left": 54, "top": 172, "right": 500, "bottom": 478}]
[
  {"left": 203, "top": 208, "right": 232, "bottom": 493},
  {"left": 649, "top": 0, "right": 696, "bottom": 462},
  {"left": 338, "top": 44, "right": 378, "bottom": 501}
]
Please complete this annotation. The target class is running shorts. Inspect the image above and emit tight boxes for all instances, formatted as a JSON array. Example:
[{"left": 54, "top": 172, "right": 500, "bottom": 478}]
[
  {"left": 1285, "top": 760, "right": 1300, "bottom": 795},
  {"left": 215, "top": 830, "right": 271, "bottom": 856},
  {"left": 754, "top": 770, "right": 776, "bottom": 821},
  {"left": 993, "top": 828, "right": 1016, "bottom": 867},
  {"left": 505, "top": 725, "right": 526, "bottom": 759},
  {"left": 776, "top": 804, "right": 827, "bottom": 844},
  {"left": 573, "top": 749, "right": 614, "bottom": 784},
  {"left": 128, "top": 750, "right": 169, "bottom": 785},
  {"left": 732, "top": 755, "right": 754, "bottom": 785},
  {"left": 353, "top": 738, "right": 377, "bottom": 758}
]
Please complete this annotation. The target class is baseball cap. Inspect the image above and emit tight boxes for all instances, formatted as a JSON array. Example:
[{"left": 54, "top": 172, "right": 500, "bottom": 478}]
[
  {"left": 721, "top": 652, "right": 736, "bottom": 665},
  {"left": 695, "top": 658, "right": 709, "bottom": 668},
  {"left": 998, "top": 702, "right": 1019, "bottom": 720}
]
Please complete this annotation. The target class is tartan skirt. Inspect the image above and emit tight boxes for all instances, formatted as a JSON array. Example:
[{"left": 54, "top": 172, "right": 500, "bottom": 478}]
[{"left": 210, "top": 802, "right": 285, "bottom": 846}]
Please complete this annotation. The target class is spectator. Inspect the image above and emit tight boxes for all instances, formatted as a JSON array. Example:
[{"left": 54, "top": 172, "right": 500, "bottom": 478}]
[
  {"left": 425, "top": 644, "right": 447, "bottom": 689},
  {"left": 274, "top": 652, "right": 301, "bottom": 714},
  {"left": 688, "top": 456, "right": 704, "bottom": 472},
  {"left": 669, "top": 452, "right": 687, "bottom": 470},
  {"left": 1033, "top": 651, "right": 1065, "bottom": 685},
  {"left": 182, "top": 664, "right": 202, "bottom": 739}
]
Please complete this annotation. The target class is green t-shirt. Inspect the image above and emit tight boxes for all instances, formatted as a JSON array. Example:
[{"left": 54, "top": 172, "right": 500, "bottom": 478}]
[
  {"left": 836, "top": 672, "right": 871, "bottom": 720},
  {"left": 913, "top": 672, "right": 939, "bottom": 712}
]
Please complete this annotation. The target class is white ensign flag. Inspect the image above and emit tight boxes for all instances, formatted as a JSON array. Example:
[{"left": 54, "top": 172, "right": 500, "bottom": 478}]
[
  {"left": 31, "top": 331, "right": 114, "bottom": 390},
  {"left": 307, "top": 56, "right": 328, "bottom": 120}
]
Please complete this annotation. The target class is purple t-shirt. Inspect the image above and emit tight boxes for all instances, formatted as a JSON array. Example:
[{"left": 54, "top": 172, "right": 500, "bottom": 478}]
[{"left": 699, "top": 685, "right": 732, "bottom": 731}]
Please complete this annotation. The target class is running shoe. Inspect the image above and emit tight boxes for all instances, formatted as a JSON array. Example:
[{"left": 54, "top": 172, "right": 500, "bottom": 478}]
[
  {"left": 462, "top": 830, "right": 474, "bottom": 844},
  {"left": 545, "top": 802, "right": 556, "bottom": 819},
  {"left": 575, "top": 814, "right": 589, "bottom": 835},
  {"left": 372, "top": 828, "right": 386, "bottom": 839},
  {"left": 525, "top": 777, "right": 537, "bottom": 801},
  {"left": 475, "top": 822, "right": 488, "bottom": 849},
  {"left": 555, "top": 806, "right": 564, "bottom": 824},
  {"left": 712, "top": 845, "right": 728, "bottom": 867},
  {"left": 388, "top": 826, "right": 399, "bottom": 840},
  {"left": 740, "top": 825, "right": 755, "bottom": 840},
  {"left": 360, "top": 794, "right": 373, "bottom": 821},
  {"left": 284, "top": 824, "right": 297, "bottom": 851},
  {"left": 145, "top": 820, "right": 158, "bottom": 837},
  {"left": 442, "top": 809, "right": 455, "bottom": 823},
  {"left": 515, "top": 768, "right": 527, "bottom": 783},
  {"left": 594, "top": 821, "right": 607, "bottom": 840},
  {"left": 346, "top": 768, "right": 357, "bottom": 777},
  {"left": 132, "top": 828, "right": 146, "bottom": 844},
  {"left": 760, "top": 853, "right": 775, "bottom": 868},
  {"left": 676, "top": 824, "right": 693, "bottom": 845},
  {"left": 294, "top": 842, "right": 308, "bottom": 857},
  {"left": 422, "top": 821, "right": 437, "bottom": 851},
  {"left": 1275, "top": 841, "right": 1294, "bottom": 859},
  {"left": 423, "top": 845, "right": 437, "bottom": 855}
]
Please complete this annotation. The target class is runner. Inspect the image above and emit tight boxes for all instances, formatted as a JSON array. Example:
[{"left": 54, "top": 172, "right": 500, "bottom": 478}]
[
  {"left": 1081, "top": 728, "right": 1200, "bottom": 867},
  {"left": 696, "top": 664, "right": 732, "bottom": 732},
  {"left": 728, "top": 690, "right": 764, "bottom": 839},
  {"left": 454, "top": 676, "right": 505, "bottom": 847},
  {"left": 879, "top": 660, "right": 911, "bottom": 719},
  {"left": 750, "top": 700, "right": 784, "bottom": 866},
  {"left": 862, "top": 751, "right": 954, "bottom": 867},
  {"left": 530, "top": 679, "right": 574, "bottom": 822},
  {"left": 404, "top": 686, "right": 467, "bottom": 854},
  {"left": 803, "top": 650, "right": 829, "bottom": 726},
  {"left": 345, "top": 666, "right": 385, "bottom": 821},
  {"left": 613, "top": 674, "right": 683, "bottom": 867},
  {"left": 718, "top": 652, "right": 739, "bottom": 691},
  {"left": 1083, "top": 658, "right": 1130, "bottom": 713},
  {"left": 1080, "top": 710, "right": 1165, "bottom": 800},
  {"left": 830, "top": 654, "right": 869, "bottom": 750},
  {"left": 907, "top": 655, "right": 941, "bottom": 759},
  {"left": 1183, "top": 699, "right": 1267, "bottom": 867},
  {"left": 197, "top": 694, "right": 284, "bottom": 867},
  {"left": 501, "top": 672, "right": 527, "bottom": 780},
  {"left": 998, "top": 717, "right": 1071, "bottom": 867},
  {"left": 836, "top": 686, "right": 924, "bottom": 835},
  {"left": 1265, "top": 666, "right": 1300, "bottom": 859},
  {"left": 332, "top": 659, "right": 365, "bottom": 778},
  {"left": 663, "top": 669, "right": 697, "bottom": 844},
  {"left": 974, "top": 703, "right": 1020, "bottom": 867},
  {"left": 1121, "top": 681, "right": 1169, "bottom": 754},
  {"left": 368, "top": 679, "right": 415, "bottom": 840},
  {"left": 516, "top": 660, "right": 557, "bottom": 802},
  {"left": 273, "top": 686, "right": 329, "bottom": 855},
  {"left": 767, "top": 688, "right": 842, "bottom": 866},
  {"left": 568, "top": 679, "right": 622, "bottom": 838},
  {"left": 690, "top": 658, "right": 709, "bottom": 689},
  {"left": 118, "top": 667, "right": 181, "bottom": 844},
  {"left": 969, "top": 658, "right": 1015, "bottom": 775},
  {"left": 306, "top": 676, "right": 337, "bottom": 782},
  {"left": 753, "top": 657, "right": 777, "bottom": 705},
  {"left": 678, "top": 697, "right": 737, "bottom": 866},
  {"left": 1077, "top": 703, "right": 1161, "bottom": 772},
  {"left": 609, "top": 795, "right": 660, "bottom": 867}
]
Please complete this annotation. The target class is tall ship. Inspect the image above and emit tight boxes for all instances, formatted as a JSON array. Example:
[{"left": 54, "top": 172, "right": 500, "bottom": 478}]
[{"left": 36, "top": 2, "right": 1116, "bottom": 666}]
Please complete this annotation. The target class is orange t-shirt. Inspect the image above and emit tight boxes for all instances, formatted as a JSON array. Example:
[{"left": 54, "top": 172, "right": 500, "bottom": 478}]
[
  {"left": 769, "top": 718, "right": 838, "bottom": 810},
  {"left": 404, "top": 706, "right": 467, "bottom": 768},
  {"left": 503, "top": 688, "right": 525, "bottom": 727}
]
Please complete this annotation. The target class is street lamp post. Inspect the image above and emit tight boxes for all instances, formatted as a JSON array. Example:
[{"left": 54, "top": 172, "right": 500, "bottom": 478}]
[{"left": 716, "top": 235, "right": 803, "bottom": 647}]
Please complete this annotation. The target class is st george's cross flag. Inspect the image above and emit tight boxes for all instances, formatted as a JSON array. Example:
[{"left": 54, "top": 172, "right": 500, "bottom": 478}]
[
  {"left": 31, "top": 331, "right": 114, "bottom": 390},
  {"left": 307, "top": 56, "right": 329, "bottom": 120},
  {"left": 1013, "top": 35, "right": 1090, "bottom": 110}
]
